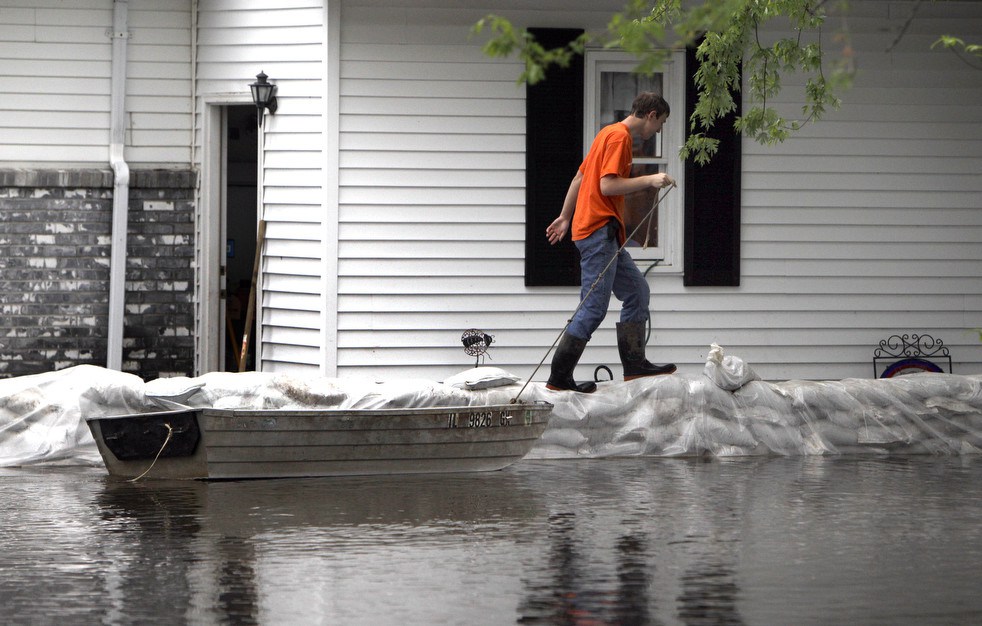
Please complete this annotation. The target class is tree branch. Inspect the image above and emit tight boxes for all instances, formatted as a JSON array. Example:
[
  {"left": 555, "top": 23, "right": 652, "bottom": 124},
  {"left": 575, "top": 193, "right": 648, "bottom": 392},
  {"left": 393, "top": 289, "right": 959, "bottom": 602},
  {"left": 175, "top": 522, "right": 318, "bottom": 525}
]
[{"left": 886, "top": 0, "right": 923, "bottom": 53}]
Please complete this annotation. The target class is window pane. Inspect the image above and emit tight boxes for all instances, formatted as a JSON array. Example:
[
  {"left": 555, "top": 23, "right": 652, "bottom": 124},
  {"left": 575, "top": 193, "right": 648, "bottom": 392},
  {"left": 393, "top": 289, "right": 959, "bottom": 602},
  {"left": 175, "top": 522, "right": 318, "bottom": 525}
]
[
  {"left": 598, "top": 71, "right": 664, "bottom": 159},
  {"left": 586, "top": 49, "right": 685, "bottom": 265}
]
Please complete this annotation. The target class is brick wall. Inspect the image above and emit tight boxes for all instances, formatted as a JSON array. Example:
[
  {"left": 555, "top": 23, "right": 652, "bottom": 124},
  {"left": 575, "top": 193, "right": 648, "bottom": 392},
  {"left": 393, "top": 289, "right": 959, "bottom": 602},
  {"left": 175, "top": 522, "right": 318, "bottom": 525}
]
[{"left": 0, "top": 168, "right": 197, "bottom": 380}]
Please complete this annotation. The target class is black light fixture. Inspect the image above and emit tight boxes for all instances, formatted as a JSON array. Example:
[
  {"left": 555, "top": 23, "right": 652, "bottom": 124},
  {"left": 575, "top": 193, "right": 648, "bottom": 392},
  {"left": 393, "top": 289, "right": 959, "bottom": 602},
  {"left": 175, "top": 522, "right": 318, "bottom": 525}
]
[{"left": 250, "top": 71, "right": 278, "bottom": 126}]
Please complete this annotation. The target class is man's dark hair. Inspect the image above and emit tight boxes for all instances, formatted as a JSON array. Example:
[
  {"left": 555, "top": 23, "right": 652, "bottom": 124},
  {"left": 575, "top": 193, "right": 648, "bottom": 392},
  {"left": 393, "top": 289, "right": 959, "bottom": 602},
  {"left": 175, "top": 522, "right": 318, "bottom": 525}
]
[{"left": 631, "top": 92, "right": 670, "bottom": 118}]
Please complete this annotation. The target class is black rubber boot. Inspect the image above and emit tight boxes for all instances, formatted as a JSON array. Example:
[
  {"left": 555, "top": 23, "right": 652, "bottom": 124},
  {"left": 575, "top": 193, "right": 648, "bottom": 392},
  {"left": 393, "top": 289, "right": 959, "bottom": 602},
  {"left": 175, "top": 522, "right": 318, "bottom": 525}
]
[
  {"left": 546, "top": 333, "right": 597, "bottom": 393},
  {"left": 617, "top": 321, "right": 677, "bottom": 380}
]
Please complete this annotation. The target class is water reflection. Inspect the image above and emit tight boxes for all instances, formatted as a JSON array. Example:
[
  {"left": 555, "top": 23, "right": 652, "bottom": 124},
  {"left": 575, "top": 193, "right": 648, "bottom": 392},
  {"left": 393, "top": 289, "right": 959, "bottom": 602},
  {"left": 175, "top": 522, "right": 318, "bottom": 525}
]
[
  {"left": 515, "top": 459, "right": 753, "bottom": 625},
  {"left": 1, "top": 457, "right": 981, "bottom": 624},
  {"left": 518, "top": 511, "right": 659, "bottom": 625},
  {"left": 677, "top": 564, "right": 742, "bottom": 626},
  {"left": 215, "top": 537, "right": 259, "bottom": 625},
  {"left": 91, "top": 471, "right": 546, "bottom": 623},
  {"left": 95, "top": 481, "right": 204, "bottom": 623},
  {"left": 615, "top": 531, "right": 654, "bottom": 625}
]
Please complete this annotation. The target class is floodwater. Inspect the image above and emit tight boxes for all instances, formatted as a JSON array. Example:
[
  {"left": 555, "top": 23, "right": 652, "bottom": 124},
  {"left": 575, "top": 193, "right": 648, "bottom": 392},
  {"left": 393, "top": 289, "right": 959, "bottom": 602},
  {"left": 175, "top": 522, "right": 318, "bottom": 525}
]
[{"left": 2, "top": 457, "right": 981, "bottom": 625}]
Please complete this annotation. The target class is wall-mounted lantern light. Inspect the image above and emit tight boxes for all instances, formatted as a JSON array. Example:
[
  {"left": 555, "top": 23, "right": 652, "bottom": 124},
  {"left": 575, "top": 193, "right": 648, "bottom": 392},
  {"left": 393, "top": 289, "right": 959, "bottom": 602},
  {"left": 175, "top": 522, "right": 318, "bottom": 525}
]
[{"left": 250, "top": 71, "right": 278, "bottom": 127}]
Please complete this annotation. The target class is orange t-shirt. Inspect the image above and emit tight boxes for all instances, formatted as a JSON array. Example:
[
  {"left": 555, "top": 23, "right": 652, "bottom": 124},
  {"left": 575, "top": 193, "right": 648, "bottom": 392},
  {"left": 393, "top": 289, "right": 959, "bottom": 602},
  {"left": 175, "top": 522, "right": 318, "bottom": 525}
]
[{"left": 571, "top": 122, "right": 632, "bottom": 243}]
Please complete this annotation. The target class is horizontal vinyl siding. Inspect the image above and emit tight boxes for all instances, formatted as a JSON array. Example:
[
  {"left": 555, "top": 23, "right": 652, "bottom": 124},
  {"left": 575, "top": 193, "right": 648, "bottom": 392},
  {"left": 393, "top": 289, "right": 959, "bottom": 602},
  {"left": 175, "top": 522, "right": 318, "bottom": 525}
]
[
  {"left": 736, "top": 1, "right": 982, "bottom": 379},
  {"left": 0, "top": 0, "right": 192, "bottom": 167},
  {"left": 1, "top": 1, "right": 112, "bottom": 164},
  {"left": 125, "top": 1, "right": 193, "bottom": 165},
  {"left": 339, "top": 1, "right": 629, "bottom": 381},
  {"left": 195, "top": 0, "right": 326, "bottom": 375},
  {"left": 338, "top": 0, "right": 982, "bottom": 382}
]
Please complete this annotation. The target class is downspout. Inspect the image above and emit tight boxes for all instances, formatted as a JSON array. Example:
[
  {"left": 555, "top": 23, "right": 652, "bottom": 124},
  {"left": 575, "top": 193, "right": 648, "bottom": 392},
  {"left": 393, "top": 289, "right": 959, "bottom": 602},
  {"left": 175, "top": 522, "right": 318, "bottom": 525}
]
[
  {"left": 190, "top": 0, "right": 197, "bottom": 166},
  {"left": 107, "top": 0, "right": 129, "bottom": 370}
]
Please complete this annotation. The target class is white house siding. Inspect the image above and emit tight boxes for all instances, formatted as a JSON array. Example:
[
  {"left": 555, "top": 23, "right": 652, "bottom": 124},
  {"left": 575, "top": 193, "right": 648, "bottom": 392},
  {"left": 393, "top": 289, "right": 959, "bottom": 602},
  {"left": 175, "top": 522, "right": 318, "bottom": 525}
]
[
  {"left": 337, "top": 1, "right": 620, "bottom": 380},
  {"left": 0, "top": 0, "right": 192, "bottom": 167},
  {"left": 337, "top": 0, "right": 982, "bottom": 382},
  {"left": 194, "top": 0, "right": 328, "bottom": 375},
  {"left": 734, "top": 0, "right": 982, "bottom": 379},
  {"left": 2, "top": 0, "right": 979, "bottom": 381}
]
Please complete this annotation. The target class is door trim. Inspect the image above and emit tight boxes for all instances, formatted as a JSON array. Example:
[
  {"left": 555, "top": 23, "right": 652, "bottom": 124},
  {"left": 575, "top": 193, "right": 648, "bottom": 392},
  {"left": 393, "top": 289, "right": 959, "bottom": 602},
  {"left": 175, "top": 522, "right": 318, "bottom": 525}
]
[{"left": 198, "top": 99, "right": 250, "bottom": 374}]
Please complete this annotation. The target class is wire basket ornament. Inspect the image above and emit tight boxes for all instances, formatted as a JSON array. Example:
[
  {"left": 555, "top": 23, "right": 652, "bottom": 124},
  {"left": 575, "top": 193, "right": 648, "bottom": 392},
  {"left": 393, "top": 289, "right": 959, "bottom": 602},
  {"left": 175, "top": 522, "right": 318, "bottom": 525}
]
[{"left": 461, "top": 329, "right": 494, "bottom": 366}]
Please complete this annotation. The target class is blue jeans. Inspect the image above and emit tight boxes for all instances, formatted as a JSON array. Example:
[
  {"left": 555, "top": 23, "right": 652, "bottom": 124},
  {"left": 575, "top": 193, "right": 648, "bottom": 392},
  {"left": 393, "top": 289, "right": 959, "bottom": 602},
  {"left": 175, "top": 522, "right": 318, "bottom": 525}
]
[{"left": 566, "top": 221, "right": 650, "bottom": 341}]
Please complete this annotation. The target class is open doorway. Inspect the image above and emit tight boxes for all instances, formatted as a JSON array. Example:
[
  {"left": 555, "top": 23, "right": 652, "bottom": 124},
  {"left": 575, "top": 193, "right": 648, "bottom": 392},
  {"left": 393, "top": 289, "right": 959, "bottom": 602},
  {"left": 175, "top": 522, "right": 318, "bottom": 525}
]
[{"left": 222, "top": 105, "right": 258, "bottom": 371}]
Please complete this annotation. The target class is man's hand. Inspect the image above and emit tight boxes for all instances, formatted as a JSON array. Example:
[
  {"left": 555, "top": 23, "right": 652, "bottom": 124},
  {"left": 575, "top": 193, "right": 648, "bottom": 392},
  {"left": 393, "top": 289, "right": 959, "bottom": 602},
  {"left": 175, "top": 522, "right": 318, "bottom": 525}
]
[
  {"left": 546, "top": 216, "right": 570, "bottom": 245},
  {"left": 649, "top": 172, "right": 676, "bottom": 189}
]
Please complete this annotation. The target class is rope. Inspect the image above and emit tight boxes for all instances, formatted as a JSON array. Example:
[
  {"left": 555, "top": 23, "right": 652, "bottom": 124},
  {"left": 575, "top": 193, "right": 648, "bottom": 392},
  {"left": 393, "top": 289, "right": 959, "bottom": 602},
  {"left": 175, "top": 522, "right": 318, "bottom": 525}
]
[
  {"left": 513, "top": 183, "right": 677, "bottom": 402},
  {"left": 127, "top": 422, "right": 174, "bottom": 482}
]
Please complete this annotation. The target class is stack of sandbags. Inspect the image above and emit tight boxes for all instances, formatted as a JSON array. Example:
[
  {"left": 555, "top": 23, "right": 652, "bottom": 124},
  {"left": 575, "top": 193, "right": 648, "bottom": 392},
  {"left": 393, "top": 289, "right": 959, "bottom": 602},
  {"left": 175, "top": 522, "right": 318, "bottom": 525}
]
[
  {"left": 3, "top": 356, "right": 981, "bottom": 466},
  {"left": 0, "top": 365, "right": 145, "bottom": 467},
  {"left": 527, "top": 345, "right": 982, "bottom": 459}
]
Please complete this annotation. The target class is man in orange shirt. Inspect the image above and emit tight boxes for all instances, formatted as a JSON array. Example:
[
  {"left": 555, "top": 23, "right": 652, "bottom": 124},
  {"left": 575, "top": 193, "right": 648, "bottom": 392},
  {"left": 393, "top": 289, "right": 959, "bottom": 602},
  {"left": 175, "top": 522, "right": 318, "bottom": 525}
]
[{"left": 545, "top": 92, "right": 677, "bottom": 393}]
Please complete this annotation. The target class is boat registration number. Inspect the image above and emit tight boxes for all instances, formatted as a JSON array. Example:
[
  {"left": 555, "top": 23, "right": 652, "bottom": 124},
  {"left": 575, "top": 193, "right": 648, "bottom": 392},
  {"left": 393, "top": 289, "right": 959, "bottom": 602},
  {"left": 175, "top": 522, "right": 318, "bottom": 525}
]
[{"left": 446, "top": 410, "right": 513, "bottom": 429}]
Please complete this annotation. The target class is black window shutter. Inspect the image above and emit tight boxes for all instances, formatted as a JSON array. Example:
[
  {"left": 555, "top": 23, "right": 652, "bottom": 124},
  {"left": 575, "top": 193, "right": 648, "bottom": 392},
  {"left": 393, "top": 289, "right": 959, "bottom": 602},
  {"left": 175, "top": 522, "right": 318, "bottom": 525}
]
[
  {"left": 525, "top": 28, "right": 584, "bottom": 287},
  {"left": 683, "top": 45, "right": 742, "bottom": 287}
]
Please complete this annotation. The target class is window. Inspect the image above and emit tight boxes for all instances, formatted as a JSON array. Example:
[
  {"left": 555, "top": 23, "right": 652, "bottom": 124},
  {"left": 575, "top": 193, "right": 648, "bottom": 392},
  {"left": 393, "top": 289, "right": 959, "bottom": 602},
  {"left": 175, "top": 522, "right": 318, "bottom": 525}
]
[
  {"left": 524, "top": 31, "right": 740, "bottom": 288},
  {"left": 584, "top": 50, "right": 685, "bottom": 270}
]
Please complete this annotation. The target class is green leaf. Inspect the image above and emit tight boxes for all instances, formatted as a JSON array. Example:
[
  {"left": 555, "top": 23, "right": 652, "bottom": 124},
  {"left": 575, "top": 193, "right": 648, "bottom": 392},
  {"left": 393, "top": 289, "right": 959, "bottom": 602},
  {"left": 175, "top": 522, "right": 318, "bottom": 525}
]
[{"left": 473, "top": 1, "right": 860, "bottom": 163}]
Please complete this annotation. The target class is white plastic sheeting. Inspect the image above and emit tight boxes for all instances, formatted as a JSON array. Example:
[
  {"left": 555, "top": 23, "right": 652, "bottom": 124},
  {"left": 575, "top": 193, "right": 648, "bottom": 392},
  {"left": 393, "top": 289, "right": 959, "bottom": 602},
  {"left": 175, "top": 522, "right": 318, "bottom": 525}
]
[
  {"left": 530, "top": 369, "right": 982, "bottom": 459},
  {"left": 0, "top": 366, "right": 142, "bottom": 467},
  {"left": 1, "top": 351, "right": 981, "bottom": 467}
]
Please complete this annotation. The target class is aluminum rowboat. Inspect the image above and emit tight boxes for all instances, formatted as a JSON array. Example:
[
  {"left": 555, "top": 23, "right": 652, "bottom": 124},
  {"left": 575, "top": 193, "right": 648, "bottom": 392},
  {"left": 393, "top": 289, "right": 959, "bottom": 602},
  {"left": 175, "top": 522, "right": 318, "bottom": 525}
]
[{"left": 85, "top": 402, "right": 552, "bottom": 480}]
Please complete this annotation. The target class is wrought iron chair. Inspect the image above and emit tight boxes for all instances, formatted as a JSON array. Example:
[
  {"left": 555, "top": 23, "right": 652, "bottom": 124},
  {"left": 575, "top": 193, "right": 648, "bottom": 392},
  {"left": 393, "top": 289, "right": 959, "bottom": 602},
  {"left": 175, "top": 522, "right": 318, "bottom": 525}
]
[{"left": 873, "top": 334, "right": 952, "bottom": 378}]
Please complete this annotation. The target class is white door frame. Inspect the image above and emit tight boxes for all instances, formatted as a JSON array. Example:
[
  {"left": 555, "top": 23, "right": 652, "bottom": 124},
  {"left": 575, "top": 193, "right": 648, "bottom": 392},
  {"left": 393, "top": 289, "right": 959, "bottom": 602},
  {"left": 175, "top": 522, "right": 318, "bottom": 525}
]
[{"left": 198, "top": 98, "right": 252, "bottom": 374}]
